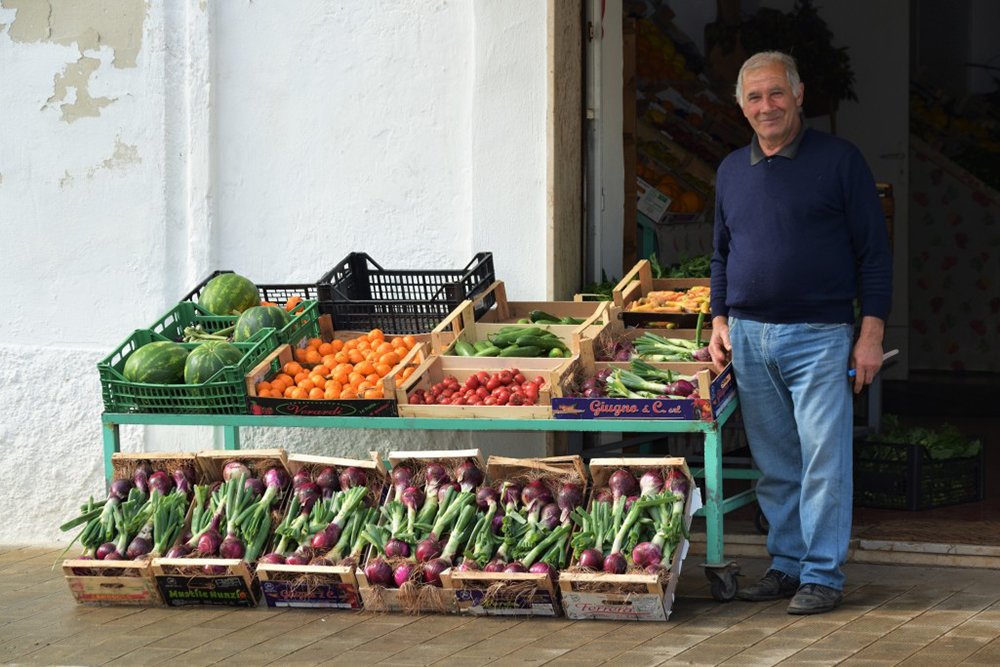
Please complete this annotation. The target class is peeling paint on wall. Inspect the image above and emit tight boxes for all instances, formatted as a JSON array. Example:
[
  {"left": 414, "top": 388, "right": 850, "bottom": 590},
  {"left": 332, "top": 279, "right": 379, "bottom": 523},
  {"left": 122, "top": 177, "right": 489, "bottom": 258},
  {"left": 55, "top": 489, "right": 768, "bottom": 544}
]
[
  {"left": 2, "top": 0, "right": 146, "bottom": 122},
  {"left": 57, "top": 138, "right": 141, "bottom": 187},
  {"left": 2, "top": 0, "right": 146, "bottom": 67},
  {"left": 45, "top": 56, "right": 113, "bottom": 123}
]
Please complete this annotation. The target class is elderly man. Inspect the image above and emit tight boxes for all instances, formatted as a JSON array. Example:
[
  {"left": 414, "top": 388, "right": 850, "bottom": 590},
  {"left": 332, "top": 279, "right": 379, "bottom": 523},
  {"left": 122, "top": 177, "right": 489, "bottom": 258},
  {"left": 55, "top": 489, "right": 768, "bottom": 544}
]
[{"left": 709, "top": 51, "right": 892, "bottom": 615}]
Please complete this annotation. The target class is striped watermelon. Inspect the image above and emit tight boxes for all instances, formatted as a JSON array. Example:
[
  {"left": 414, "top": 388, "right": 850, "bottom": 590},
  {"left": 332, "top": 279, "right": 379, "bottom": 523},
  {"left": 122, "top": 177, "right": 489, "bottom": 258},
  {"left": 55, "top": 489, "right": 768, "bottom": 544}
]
[
  {"left": 198, "top": 273, "right": 260, "bottom": 315},
  {"left": 234, "top": 306, "right": 289, "bottom": 343},
  {"left": 184, "top": 341, "right": 243, "bottom": 384},
  {"left": 123, "top": 342, "right": 189, "bottom": 384}
]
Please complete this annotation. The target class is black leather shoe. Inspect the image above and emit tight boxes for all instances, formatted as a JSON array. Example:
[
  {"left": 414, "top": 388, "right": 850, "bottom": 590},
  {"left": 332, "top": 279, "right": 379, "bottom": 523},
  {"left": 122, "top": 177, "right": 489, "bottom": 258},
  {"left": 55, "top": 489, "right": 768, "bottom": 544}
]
[
  {"left": 787, "top": 583, "right": 843, "bottom": 615},
  {"left": 735, "top": 569, "right": 800, "bottom": 601}
]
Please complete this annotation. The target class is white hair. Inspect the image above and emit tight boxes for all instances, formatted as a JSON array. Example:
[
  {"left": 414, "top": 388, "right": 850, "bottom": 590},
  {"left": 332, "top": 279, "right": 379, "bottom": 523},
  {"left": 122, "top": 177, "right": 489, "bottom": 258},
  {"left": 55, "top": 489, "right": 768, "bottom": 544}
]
[{"left": 735, "top": 51, "right": 802, "bottom": 107}]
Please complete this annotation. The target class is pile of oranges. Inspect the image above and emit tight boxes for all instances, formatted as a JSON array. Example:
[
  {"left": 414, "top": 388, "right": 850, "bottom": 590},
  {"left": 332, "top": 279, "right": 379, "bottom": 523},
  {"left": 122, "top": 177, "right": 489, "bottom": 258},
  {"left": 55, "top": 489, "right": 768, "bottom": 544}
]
[{"left": 254, "top": 329, "right": 419, "bottom": 401}]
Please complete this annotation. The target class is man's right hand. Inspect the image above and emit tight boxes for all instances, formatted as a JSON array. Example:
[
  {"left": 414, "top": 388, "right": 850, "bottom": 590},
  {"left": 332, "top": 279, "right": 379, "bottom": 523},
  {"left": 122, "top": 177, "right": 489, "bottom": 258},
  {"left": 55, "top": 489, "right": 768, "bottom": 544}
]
[{"left": 708, "top": 315, "right": 731, "bottom": 374}]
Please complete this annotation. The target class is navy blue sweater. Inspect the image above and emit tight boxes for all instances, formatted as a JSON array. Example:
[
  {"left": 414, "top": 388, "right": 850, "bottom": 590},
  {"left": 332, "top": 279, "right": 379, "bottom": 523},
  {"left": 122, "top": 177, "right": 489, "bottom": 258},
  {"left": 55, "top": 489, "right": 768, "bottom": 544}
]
[{"left": 710, "top": 128, "right": 892, "bottom": 324}]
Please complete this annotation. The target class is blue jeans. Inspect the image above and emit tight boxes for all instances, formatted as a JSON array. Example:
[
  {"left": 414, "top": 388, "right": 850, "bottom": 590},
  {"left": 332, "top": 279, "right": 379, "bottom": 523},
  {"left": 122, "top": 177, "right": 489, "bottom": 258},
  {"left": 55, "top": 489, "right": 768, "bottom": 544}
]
[{"left": 729, "top": 317, "right": 853, "bottom": 590}]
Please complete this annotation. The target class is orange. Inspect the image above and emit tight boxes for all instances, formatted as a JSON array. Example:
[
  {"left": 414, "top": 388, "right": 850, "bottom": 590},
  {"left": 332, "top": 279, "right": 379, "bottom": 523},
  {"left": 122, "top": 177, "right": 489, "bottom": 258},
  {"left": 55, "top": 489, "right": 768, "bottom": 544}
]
[
  {"left": 309, "top": 374, "right": 327, "bottom": 389},
  {"left": 308, "top": 387, "right": 325, "bottom": 400},
  {"left": 401, "top": 367, "right": 415, "bottom": 380},
  {"left": 290, "top": 387, "right": 308, "bottom": 400},
  {"left": 367, "top": 329, "right": 384, "bottom": 342},
  {"left": 324, "top": 386, "right": 341, "bottom": 399},
  {"left": 283, "top": 361, "right": 304, "bottom": 376},
  {"left": 365, "top": 373, "right": 380, "bottom": 385},
  {"left": 394, "top": 346, "right": 409, "bottom": 359},
  {"left": 355, "top": 360, "right": 375, "bottom": 377},
  {"left": 334, "top": 351, "right": 349, "bottom": 365},
  {"left": 307, "top": 337, "right": 323, "bottom": 349},
  {"left": 375, "top": 342, "right": 394, "bottom": 356},
  {"left": 305, "top": 349, "right": 322, "bottom": 364},
  {"left": 390, "top": 336, "right": 404, "bottom": 348},
  {"left": 333, "top": 370, "right": 350, "bottom": 385},
  {"left": 331, "top": 339, "right": 345, "bottom": 352},
  {"left": 348, "top": 372, "right": 364, "bottom": 388},
  {"left": 268, "top": 379, "right": 287, "bottom": 394},
  {"left": 256, "top": 381, "right": 272, "bottom": 393},
  {"left": 312, "top": 364, "right": 331, "bottom": 377},
  {"left": 340, "top": 388, "right": 358, "bottom": 399},
  {"left": 326, "top": 379, "right": 343, "bottom": 394},
  {"left": 356, "top": 340, "right": 370, "bottom": 352},
  {"left": 347, "top": 350, "right": 364, "bottom": 365},
  {"left": 297, "top": 379, "right": 316, "bottom": 393},
  {"left": 318, "top": 342, "right": 334, "bottom": 357},
  {"left": 375, "top": 363, "right": 392, "bottom": 377},
  {"left": 295, "top": 348, "right": 309, "bottom": 363},
  {"left": 294, "top": 371, "right": 310, "bottom": 384},
  {"left": 343, "top": 339, "right": 358, "bottom": 351},
  {"left": 321, "top": 355, "right": 338, "bottom": 368},
  {"left": 357, "top": 381, "right": 373, "bottom": 393},
  {"left": 284, "top": 385, "right": 297, "bottom": 398},
  {"left": 402, "top": 335, "right": 416, "bottom": 349},
  {"left": 379, "top": 352, "right": 400, "bottom": 367}
]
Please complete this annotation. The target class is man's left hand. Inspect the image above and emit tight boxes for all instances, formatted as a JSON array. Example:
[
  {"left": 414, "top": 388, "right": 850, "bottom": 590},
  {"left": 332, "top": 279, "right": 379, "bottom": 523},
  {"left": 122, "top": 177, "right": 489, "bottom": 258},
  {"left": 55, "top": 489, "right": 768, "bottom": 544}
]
[{"left": 851, "top": 316, "right": 886, "bottom": 394}]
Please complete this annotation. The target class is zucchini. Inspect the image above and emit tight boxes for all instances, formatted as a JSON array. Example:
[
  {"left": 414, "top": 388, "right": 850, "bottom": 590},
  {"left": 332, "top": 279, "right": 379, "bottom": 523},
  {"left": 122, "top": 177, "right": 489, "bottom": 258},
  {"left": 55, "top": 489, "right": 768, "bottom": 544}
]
[
  {"left": 529, "top": 310, "right": 563, "bottom": 323},
  {"left": 498, "top": 345, "right": 542, "bottom": 358},
  {"left": 474, "top": 346, "right": 502, "bottom": 357},
  {"left": 514, "top": 335, "right": 569, "bottom": 352},
  {"left": 453, "top": 340, "right": 477, "bottom": 357}
]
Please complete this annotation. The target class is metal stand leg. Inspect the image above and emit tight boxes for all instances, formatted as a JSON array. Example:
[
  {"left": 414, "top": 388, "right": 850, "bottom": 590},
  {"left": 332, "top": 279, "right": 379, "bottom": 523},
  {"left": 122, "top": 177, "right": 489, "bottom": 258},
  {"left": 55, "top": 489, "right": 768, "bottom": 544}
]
[
  {"left": 102, "top": 421, "right": 121, "bottom": 488},
  {"left": 223, "top": 426, "right": 241, "bottom": 451},
  {"left": 700, "top": 423, "right": 740, "bottom": 601}
]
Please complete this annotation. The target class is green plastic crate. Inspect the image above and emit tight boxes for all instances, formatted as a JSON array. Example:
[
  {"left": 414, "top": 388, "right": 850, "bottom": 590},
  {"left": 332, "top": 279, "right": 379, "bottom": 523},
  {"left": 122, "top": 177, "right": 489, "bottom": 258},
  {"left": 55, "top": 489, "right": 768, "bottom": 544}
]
[
  {"left": 99, "top": 328, "right": 279, "bottom": 414},
  {"left": 149, "top": 300, "right": 321, "bottom": 348}
]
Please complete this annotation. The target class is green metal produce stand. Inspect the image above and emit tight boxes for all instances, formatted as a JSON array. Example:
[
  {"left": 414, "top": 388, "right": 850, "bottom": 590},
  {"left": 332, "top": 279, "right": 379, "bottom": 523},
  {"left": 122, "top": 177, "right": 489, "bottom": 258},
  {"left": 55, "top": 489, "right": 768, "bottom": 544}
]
[{"left": 100, "top": 395, "right": 752, "bottom": 601}]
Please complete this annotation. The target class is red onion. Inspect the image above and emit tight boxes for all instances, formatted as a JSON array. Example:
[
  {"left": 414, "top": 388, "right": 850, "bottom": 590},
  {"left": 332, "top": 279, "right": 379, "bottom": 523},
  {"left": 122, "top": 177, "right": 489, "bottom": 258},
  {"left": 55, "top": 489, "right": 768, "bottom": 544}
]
[
  {"left": 365, "top": 558, "right": 393, "bottom": 586},
  {"left": 578, "top": 548, "right": 603, "bottom": 570},
  {"left": 483, "top": 560, "right": 505, "bottom": 573},
  {"left": 133, "top": 464, "right": 153, "bottom": 496},
  {"left": 624, "top": 496, "right": 639, "bottom": 513},
  {"left": 385, "top": 539, "right": 410, "bottom": 559},
  {"left": 296, "top": 482, "right": 322, "bottom": 514},
  {"left": 204, "top": 564, "right": 228, "bottom": 575},
  {"left": 309, "top": 557, "right": 335, "bottom": 567},
  {"left": 422, "top": 558, "right": 450, "bottom": 587},
  {"left": 285, "top": 552, "right": 310, "bottom": 566},
  {"left": 476, "top": 487, "right": 500, "bottom": 510},
  {"left": 401, "top": 486, "right": 423, "bottom": 511},
  {"left": 521, "top": 480, "right": 550, "bottom": 511},
  {"left": 529, "top": 562, "right": 558, "bottom": 580},
  {"left": 503, "top": 562, "right": 527, "bottom": 574},
  {"left": 197, "top": 529, "right": 222, "bottom": 555},
  {"left": 259, "top": 552, "right": 285, "bottom": 565},
  {"left": 126, "top": 536, "right": 152, "bottom": 560},
  {"left": 557, "top": 483, "right": 583, "bottom": 523},
  {"left": 539, "top": 504, "right": 561, "bottom": 531},
  {"left": 500, "top": 482, "right": 522, "bottom": 509},
  {"left": 415, "top": 538, "right": 442, "bottom": 563},
  {"left": 692, "top": 346, "right": 712, "bottom": 362},
  {"left": 640, "top": 470, "right": 664, "bottom": 496},
  {"left": 491, "top": 514, "right": 504, "bottom": 535},
  {"left": 311, "top": 525, "right": 339, "bottom": 550},
  {"left": 148, "top": 471, "right": 173, "bottom": 497},
  {"left": 222, "top": 461, "right": 251, "bottom": 481},
  {"left": 108, "top": 479, "right": 132, "bottom": 503},
  {"left": 632, "top": 542, "right": 662, "bottom": 568},
  {"left": 264, "top": 467, "right": 291, "bottom": 492},
  {"left": 457, "top": 559, "right": 481, "bottom": 572},
  {"left": 315, "top": 467, "right": 340, "bottom": 496},
  {"left": 244, "top": 477, "right": 265, "bottom": 499},
  {"left": 666, "top": 469, "right": 690, "bottom": 496},
  {"left": 165, "top": 544, "right": 192, "bottom": 559},
  {"left": 96, "top": 542, "right": 117, "bottom": 560},
  {"left": 603, "top": 552, "right": 627, "bottom": 574},
  {"left": 456, "top": 461, "right": 484, "bottom": 492},
  {"left": 593, "top": 489, "right": 613, "bottom": 504},
  {"left": 609, "top": 469, "right": 638, "bottom": 501},
  {"left": 339, "top": 466, "right": 367, "bottom": 490},
  {"left": 292, "top": 470, "right": 313, "bottom": 489},
  {"left": 219, "top": 535, "right": 245, "bottom": 560},
  {"left": 391, "top": 466, "right": 413, "bottom": 499},
  {"left": 393, "top": 561, "right": 420, "bottom": 588},
  {"left": 669, "top": 379, "right": 695, "bottom": 397},
  {"left": 437, "top": 481, "right": 461, "bottom": 502}
]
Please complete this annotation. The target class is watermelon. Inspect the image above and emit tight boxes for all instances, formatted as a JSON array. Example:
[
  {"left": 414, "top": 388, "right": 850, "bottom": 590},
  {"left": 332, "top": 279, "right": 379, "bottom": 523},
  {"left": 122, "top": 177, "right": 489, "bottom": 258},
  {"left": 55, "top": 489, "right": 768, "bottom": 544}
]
[
  {"left": 184, "top": 341, "right": 243, "bottom": 384},
  {"left": 198, "top": 273, "right": 260, "bottom": 315},
  {"left": 123, "top": 341, "right": 189, "bottom": 384},
  {"left": 234, "top": 306, "right": 289, "bottom": 342}
]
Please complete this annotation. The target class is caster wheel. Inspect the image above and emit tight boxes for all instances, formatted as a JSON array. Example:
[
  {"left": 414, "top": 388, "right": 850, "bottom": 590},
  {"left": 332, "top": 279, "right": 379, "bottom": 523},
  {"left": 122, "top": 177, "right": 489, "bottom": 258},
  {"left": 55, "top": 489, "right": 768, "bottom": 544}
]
[
  {"left": 708, "top": 572, "right": 739, "bottom": 602},
  {"left": 754, "top": 505, "right": 769, "bottom": 535}
]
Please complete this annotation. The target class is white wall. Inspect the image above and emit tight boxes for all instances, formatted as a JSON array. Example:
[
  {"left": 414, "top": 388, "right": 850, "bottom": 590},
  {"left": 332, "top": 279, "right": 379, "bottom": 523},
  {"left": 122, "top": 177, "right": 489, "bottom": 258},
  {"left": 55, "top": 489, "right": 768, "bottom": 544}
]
[{"left": 0, "top": 0, "right": 549, "bottom": 545}]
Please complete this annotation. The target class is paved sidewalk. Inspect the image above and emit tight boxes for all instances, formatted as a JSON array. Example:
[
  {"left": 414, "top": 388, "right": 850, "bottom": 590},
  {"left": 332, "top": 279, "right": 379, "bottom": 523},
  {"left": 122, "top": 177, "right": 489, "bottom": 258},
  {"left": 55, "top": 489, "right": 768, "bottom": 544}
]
[{"left": 2, "top": 546, "right": 1000, "bottom": 666}]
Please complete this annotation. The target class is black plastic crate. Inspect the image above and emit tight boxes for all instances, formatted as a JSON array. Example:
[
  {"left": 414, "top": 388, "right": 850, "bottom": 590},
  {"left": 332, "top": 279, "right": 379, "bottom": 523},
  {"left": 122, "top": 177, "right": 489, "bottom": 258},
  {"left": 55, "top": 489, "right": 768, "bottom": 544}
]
[
  {"left": 181, "top": 270, "right": 322, "bottom": 307},
  {"left": 853, "top": 439, "right": 985, "bottom": 511},
  {"left": 317, "top": 252, "right": 496, "bottom": 334}
]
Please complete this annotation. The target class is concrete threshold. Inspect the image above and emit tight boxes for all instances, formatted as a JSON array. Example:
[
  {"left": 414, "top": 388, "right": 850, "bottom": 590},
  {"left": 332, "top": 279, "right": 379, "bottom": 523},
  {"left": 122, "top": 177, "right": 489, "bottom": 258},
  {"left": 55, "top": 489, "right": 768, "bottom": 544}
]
[{"left": 689, "top": 532, "right": 1000, "bottom": 569}]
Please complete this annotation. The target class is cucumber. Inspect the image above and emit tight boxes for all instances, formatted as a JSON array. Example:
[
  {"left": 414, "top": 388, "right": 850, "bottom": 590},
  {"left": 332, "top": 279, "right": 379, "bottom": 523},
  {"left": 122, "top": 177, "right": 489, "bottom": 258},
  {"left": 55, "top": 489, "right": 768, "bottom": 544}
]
[
  {"left": 474, "top": 346, "right": 502, "bottom": 357},
  {"left": 453, "top": 340, "right": 477, "bottom": 357},
  {"left": 517, "top": 318, "right": 532, "bottom": 324},
  {"left": 472, "top": 340, "right": 493, "bottom": 353},
  {"left": 491, "top": 328, "right": 543, "bottom": 347},
  {"left": 498, "top": 345, "right": 542, "bottom": 358},
  {"left": 514, "top": 335, "right": 569, "bottom": 352},
  {"left": 559, "top": 316, "right": 585, "bottom": 325},
  {"left": 529, "top": 310, "right": 563, "bottom": 323},
  {"left": 533, "top": 318, "right": 561, "bottom": 325},
  {"left": 495, "top": 325, "right": 543, "bottom": 336}
]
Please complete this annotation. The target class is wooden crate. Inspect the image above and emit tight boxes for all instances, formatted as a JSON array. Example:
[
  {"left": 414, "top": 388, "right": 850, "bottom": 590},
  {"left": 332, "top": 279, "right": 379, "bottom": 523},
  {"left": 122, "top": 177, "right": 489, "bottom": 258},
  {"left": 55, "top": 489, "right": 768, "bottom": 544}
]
[
  {"left": 446, "top": 455, "right": 587, "bottom": 617},
  {"left": 579, "top": 319, "right": 712, "bottom": 375},
  {"left": 257, "top": 452, "right": 388, "bottom": 609},
  {"left": 152, "top": 558, "right": 259, "bottom": 607},
  {"left": 354, "top": 449, "right": 485, "bottom": 615},
  {"left": 394, "top": 355, "right": 565, "bottom": 419},
  {"left": 63, "top": 558, "right": 162, "bottom": 607},
  {"left": 431, "top": 286, "right": 605, "bottom": 358},
  {"left": 612, "top": 260, "right": 711, "bottom": 328},
  {"left": 559, "top": 458, "right": 699, "bottom": 621},
  {"left": 550, "top": 353, "right": 735, "bottom": 421},
  {"left": 61, "top": 452, "right": 202, "bottom": 607},
  {"left": 472, "top": 281, "right": 610, "bottom": 327}
]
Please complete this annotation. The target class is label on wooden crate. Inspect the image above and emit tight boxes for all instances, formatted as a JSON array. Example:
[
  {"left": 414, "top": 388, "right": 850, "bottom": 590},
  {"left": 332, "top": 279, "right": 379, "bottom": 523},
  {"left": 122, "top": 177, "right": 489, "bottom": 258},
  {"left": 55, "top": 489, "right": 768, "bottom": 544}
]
[
  {"left": 260, "top": 580, "right": 362, "bottom": 609},
  {"left": 156, "top": 574, "right": 257, "bottom": 607},
  {"left": 637, "top": 178, "right": 671, "bottom": 223},
  {"left": 453, "top": 588, "right": 558, "bottom": 617},
  {"left": 248, "top": 395, "right": 397, "bottom": 417},
  {"left": 66, "top": 576, "right": 161, "bottom": 606},
  {"left": 561, "top": 591, "right": 668, "bottom": 621}
]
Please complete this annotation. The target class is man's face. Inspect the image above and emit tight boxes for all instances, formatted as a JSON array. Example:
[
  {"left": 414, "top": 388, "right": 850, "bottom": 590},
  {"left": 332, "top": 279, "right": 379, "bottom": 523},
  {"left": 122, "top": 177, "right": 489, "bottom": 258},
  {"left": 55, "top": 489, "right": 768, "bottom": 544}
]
[{"left": 740, "top": 64, "right": 804, "bottom": 149}]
